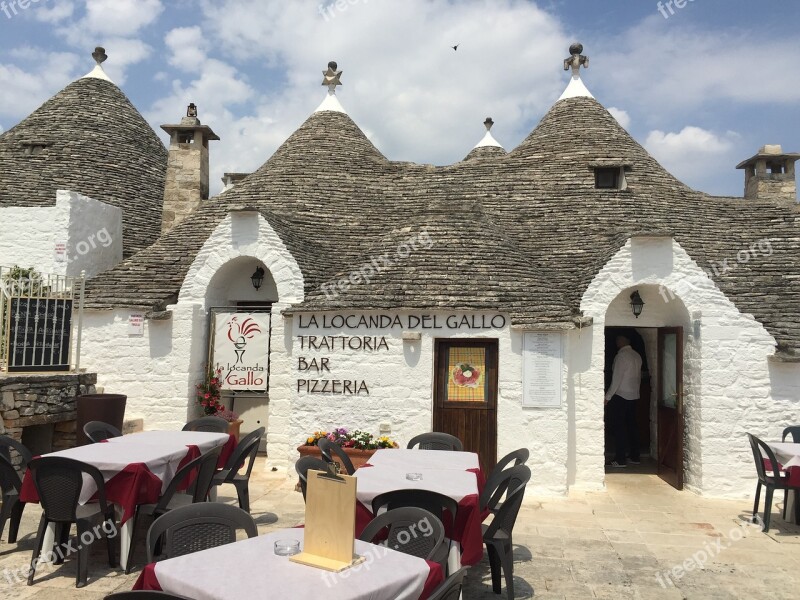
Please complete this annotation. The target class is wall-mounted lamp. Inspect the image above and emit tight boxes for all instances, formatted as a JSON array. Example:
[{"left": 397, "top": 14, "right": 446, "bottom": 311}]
[
  {"left": 250, "top": 266, "right": 265, "bottom": 291},
  {"left": 630, "top": 290, "right": 644, "bottom": 318}
]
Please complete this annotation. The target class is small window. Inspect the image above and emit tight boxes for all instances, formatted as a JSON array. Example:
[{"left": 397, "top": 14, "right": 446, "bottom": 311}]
[
  {"left": 595, "top": 167, "right": 621, "bottom": 189},
  {"left": 178, "top": 133, "right": 194, "bottom": 144}
]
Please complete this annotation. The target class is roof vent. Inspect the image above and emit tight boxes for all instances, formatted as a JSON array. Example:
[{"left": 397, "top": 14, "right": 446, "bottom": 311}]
[{"left": 736, "top": 145, "right": 799, "bottom": 204}]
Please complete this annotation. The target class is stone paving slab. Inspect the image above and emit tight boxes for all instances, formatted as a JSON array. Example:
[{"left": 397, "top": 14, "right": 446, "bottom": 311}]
[{"left": 1, "top": 464, "right": 799, "bottom": 599}]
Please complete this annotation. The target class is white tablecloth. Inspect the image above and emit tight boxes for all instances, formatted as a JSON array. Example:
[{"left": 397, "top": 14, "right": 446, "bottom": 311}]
[
  {"left": 355, "top": 466, "right": 479, "bottom": 506},
  {"left": 769, "top": 442, "right": 800, "bottom": 469},
  {"left": 107, "top": 430, "right": 230, "bottom": 455},
  {"left": 367, "top": 449, "right": 480, "bottom": 471},
  {"left": 153, "top": 528, "right": 431, "bottom": 600}
]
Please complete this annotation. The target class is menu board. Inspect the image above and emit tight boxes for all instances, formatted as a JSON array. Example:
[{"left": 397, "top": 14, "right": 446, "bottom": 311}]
[
  {"left": 522, "top": 332, "right": 563, "bottom": 408},
  {"left": 6, "top": 298, "right": 72, "bottom": 372}
]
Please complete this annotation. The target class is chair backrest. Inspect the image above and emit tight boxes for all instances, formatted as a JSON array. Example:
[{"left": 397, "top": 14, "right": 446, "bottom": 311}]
[
  {"left": 191, "top": 446, "right": 223, "bottom": 502},
  {"left": 182, "top": 416, "right": 229, "bottom": 433},
  {"left": 0, "top": 453, "right": 23, "bottom": 495},
  {"left": 318, "top": 438, "right": 356, "bottom": 475},
  {"left": 28, "top": 456, "right": 109, "bottom": 522},
  {"left": 428, "top": 566, "right": 470, "bottom": 600},
  {"left": 83, "top": 420, "right": 122, "bottom": 443},
  {"left": 782, "top": 426, "right": 800, "bottom": 443},
  {"left": 295, "top": 456, "right": 329, "bottom": 500},
  {"left": 146, "top": 502, "right": 257, "bottom": 563},
  {"left": 483, "top": 465, "right": 531, "bottom": 540},
  {"left": 371, "top": 489, "right": 458, "bottom": 530},
  {"left": 359, "top": 507, "right": 445, "bottom": 561},
  {"left": 0, "top": 435, "right": 33, "bottom": 471},
  {"left": 220, "top": 427, "right": 265, "bottom": 480},
  {"left": 407, "top": 432, "right": 463, "bottom": 452},
  {"left": 154, "top": 446, "right": 220, "bottom": 513},
  {"left": 480, "top": 447, "right": 530, "bottom": 512},
  {"left": 748, "top": 433, "right": 784, "bottom": 484},
  {"left": 106, "top": 592, "right": 191, "bottom": 599}
]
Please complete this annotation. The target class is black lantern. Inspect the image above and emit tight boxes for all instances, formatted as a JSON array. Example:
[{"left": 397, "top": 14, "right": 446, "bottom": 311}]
[
  {"left": 187, "top": 103, "right": 198, "bottom": 118},
  {"left": 250, "top": 266, "right": 265, "bottom": 291},
  {"left": 630, "top": 290, "right": 644, "bottom": 318}
]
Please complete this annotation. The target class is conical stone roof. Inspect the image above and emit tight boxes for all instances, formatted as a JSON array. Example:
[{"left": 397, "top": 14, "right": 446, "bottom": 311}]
[{"left": 0, "top": 70, "right": 167, "bottom": 257}]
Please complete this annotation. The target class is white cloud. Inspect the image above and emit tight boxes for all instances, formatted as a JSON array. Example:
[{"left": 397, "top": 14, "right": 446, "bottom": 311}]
[
  {"left": 82, "top": 0, "right": 164, "bottom": 36},
  {"left": 0, "top": 51, "right": 81, "bottom": 121},
  {"left": 645, "top": 126, "right": 741, "bottom": 186},
  {"left": 607, "top": 107, "right": 631, "bottom": 129},
  {"left": 165, "top": 27, "right": 208, "bottom": 73},
  {"left": 34, "top": 1, "right": 75, "bottom": 23}
]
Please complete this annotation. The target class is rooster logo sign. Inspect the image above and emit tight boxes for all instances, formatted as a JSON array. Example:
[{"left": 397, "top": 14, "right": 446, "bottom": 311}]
[{"left": 227, "top": 316, "right": 262, "bottom": 364}]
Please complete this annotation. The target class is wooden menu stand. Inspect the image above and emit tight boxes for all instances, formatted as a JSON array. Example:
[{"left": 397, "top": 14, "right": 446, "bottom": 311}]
[{"left": 290, "top": 465, "right": 365, "bottom": 572}]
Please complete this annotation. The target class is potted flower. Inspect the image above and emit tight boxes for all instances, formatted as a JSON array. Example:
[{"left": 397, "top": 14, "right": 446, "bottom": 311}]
[
  {"left": 195, "top": 368, "right": 244, "bottom": 441},
  {"left": 297, "top": 427, "right": 397, "bottom": 470}
]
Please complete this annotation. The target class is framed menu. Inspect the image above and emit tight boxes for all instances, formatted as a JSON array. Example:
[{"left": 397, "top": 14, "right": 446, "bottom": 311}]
[{"left": 522, "top": 332, "right": 563, "bottom": 408}]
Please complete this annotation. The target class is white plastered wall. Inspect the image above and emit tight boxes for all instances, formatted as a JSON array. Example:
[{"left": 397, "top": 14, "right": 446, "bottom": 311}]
[
  {"left": 578, "top": 236, "right": 800, "bottom": 497},
  {"left": 80, "top": 211, "right": 304, "bottom": 432}
]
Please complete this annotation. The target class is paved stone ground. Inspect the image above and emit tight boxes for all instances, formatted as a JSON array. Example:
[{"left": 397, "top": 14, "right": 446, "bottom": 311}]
[{"left": 2, "top": 459, "right": 800, "bottom": 599}]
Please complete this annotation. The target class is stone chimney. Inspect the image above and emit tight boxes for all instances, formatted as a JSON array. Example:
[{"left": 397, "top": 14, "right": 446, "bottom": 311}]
[
  {"left": 160, "top": 103, "right": 219, "bottom": 232},
  {"left": 736, "top": 145, "right": 799, "bottom": 204}
]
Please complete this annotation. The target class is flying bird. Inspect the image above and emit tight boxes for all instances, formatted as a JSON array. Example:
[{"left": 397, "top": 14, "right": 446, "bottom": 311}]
[{"left": 452, "top": 44, "right": 459, "bottom": 51}]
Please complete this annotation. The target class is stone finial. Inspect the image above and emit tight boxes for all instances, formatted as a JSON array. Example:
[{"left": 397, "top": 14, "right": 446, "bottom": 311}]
[
  {"left": 563, "top": 42, "right": 588, "bottom": 76},
  {"left": 187, "top": 103, "right": 198, "bottom": 118},
  {"left": 92, "top": 47, "right": 108, "bottom": 66},
  {"left": 484, "top": 117, "right": 494, "bottom": 131},
  {"left": 321, "top": 61, "right": 343, "bottom": 91}
]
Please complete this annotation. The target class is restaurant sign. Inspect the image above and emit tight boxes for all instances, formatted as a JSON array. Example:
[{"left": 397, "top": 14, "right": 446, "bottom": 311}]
[{"left": 213, "top": 312, "right": 270, "bottom": 391}]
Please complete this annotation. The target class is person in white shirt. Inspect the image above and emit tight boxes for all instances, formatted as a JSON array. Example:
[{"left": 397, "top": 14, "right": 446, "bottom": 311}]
[{"left": 605, "top": 334, "right": 643, "bottom": 467}]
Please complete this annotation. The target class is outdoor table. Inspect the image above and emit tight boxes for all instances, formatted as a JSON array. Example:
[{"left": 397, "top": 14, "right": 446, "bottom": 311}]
[
  {"left": 132, "top": 527, "right": 444, "bottom": 600},
  {"left": 767, "top": 441, "right": 800, "bottom": 523},
  {"left": 354, "top": 449, "right": 486, "bottom": 568},
  {"left": 19, "top": 431, "right": 233, "bottom": 568}
]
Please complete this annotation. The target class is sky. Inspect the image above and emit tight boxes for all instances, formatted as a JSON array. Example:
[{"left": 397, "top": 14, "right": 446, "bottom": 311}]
[{"left": 0, "top": 0, "right": 798, "bottom": 197}]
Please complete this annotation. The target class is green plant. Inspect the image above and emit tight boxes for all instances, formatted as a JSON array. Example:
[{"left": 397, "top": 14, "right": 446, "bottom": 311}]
[
  {"left": 195, "top": 367, "right": 223, "bottom": 416},
  {"left": 303, "top": 427, "right": 395, "bottom": 450}
]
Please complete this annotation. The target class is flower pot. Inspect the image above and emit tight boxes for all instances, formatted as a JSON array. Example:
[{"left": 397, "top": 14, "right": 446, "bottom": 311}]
[
  {"left": 228, "top": 419, "right": 244, "bottom": 443},
  {"left": 296, "top": 443, "right": 396, "bottom": 472}
]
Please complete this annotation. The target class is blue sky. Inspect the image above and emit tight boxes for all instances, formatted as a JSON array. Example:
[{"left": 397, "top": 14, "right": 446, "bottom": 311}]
[{"left": 1, "top": 0, "right": 798, "bottom": 197}]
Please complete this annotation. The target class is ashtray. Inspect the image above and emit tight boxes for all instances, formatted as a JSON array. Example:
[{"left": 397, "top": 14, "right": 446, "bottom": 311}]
[
  {"left": 274, "top": 539, "right": 301, "bottom": 556},
  {"left": 406, "top": 472, "right": 423, "bottom": 481}
]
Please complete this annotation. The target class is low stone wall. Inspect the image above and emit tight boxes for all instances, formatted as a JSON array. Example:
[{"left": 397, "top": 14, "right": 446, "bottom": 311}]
[{"left": 0, "top": 372, "right": 97, "bottom": 460}]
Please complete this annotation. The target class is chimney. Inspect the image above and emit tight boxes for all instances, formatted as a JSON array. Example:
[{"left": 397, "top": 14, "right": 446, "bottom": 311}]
[
  {"left": 160, "top": 104, "right": 220, "bottom": 232},
  {"left": 736, "top": 145, "right": 799, "bottom": 204}
]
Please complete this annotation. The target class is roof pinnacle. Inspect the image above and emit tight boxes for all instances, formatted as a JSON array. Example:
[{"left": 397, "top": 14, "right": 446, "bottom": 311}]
[
  {"left": 81, "top": 46, "right": 114, "bottom": 83},
  {"left": 92, "top": 47, "right": 108, "bottom": 66},
  {"left": 558, "top": 42, "right": 593, "bottom": 101},
  {"left": 314, "top": 60, "right": 347, "bottom": 114}
]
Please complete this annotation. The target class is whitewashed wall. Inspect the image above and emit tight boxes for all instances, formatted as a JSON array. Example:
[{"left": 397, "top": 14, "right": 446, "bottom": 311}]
[
  {"left": 0, "top": 190, "right": 122, "bottom": 278},
  {"left": 580, "top": 236, "right": 800, "bottom": 498}
]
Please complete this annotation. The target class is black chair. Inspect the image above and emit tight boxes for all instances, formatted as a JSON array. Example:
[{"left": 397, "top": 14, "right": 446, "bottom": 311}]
[
  {"left": 428, "top": 566, "right": 470, "bottom": 600},
  {"left": 480, "top": 448, "right": 530, "bottom": 515},
  {"left": 359, "top": 507, "right": 446, "bottom": 563},
  {"left": 210, "top": 427, "right": 265, "bottom": 512},
  {"left": 125, "top": 446, "right": 222, "bottom": 573},
  {"left": 318, "top": 437, "right": 356, "bottom": 475},
  {"left": 482, "top": 465, "right": 531, "bottom": 600},
  {"left": 146, "top": 502, "right": 257, "bottom": 563},
  {"left": 0, "top": 434, "right": 34, "bottom": 468},
  {"left": 295, "top": 456, "right": 329, "bottom": 501},
  {"left": 782, "top": 426, "right": 800, "bottom": 443},
  {"left": 182, "top": 416, "right": 229, "bottom": 433},
  {"left": 0, "top": 454, "right": 26, "bottom": 543},
  {"left": 106, "top": 592, "right": 190, "bottom": 599},
  {"left": 26, "top": 457, "right": 117, "bottom": 588},
  {"left": 83, "top": 420, "right": 122, "bottom": 443},
  {"left": 407, "top": 432, "right": 463, "bottom": 451},
  {"left": 747, "top": 433, "right": 800, "bottom": 531}
]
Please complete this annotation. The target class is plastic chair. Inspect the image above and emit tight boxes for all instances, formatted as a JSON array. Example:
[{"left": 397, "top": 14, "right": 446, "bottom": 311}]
[
  {"left": 782, "top": 427, "right": 800, "bottom": 443},
  {"left": 106, "top": 592, "right": 190, "bottom": 599},
  {"left": 359, "top": 507, "right": 446, "bottom": 562},
  {"left": 428, "top": 566, "right": 470, "bottom": 600},
  {"left": 480, "top": 448, "right": 530, "bottom": 515},
  {"left": 748, "top": 433, "right": 800, "bottom": 531},
  {"left": 83, "top": 420, "right": 122, "bottom": 443},
  {"left": 146, "top": 502, "right": 257, "bottom": 563},
  {"left": 211, "top": 427, "right": 265, "bottom": 512},
  {"left": 318, "top": 437, "right": 356, "bottom": 475},
  {"left": 27, "top": 456, "right": 117, "bottom": 588},
  {"left": 125, "top": 446, "right": 222, "bottom": 573},
  {"left": 0, "top": 434, "right": 34, "bottom": 469},
  {"left": 482, "top": 465, "right": 531, "bottom": 600},
  {"left": 182, "top": 416, "right": 228, "bottom": 433},
  {"left": 407, "top": 432, "right": 463, "bottom": 451},
  {"left": 0, "top": 454, "right": 26, "bottom": 543},
  {"left": 295, "top": 457, "right": 329, "bottom": 501}
]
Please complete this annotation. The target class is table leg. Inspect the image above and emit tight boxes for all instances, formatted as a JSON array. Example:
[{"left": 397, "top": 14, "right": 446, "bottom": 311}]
[
  {"left": 38, "top": 523, "right": 57, "bottom": 565},
  {"left": 786, "top": 489, "right": 798, "bottom": 524},
  {"left": 208, "top": 486, "right": 218, "bottom": 502},
  {"left": 447, "top": 542, "right": 463, "bottom": 600},
  {"left": 115, "top": 505, "right": 135, "bottom": 569}
]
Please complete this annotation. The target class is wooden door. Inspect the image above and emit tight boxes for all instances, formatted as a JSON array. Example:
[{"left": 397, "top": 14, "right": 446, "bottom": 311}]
[
  {"left": 657, "top": 327, "right": 684, "bottom": 490},
  {"left": 433, "top": 339, "right": 498, "bottom": 472}
]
